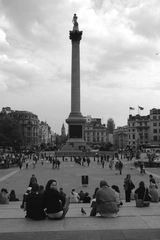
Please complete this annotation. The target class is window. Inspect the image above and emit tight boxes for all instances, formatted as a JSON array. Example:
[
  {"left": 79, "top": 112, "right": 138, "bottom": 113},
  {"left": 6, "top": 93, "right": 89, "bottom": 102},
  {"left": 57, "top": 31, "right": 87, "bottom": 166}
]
[
  {"left": 153, "top": 122, "right": 157, "bottom": 127},
  {"left": 153, "top": 136, "right": 158, "bottom": 141},
  {"left": 133, "top": 134, "right": 135, "bottom": 139},
  {"left": 140, "top": 134, "right": 143, "bottom": 140},
  {"left": 153, "top": 129, "right": 157, "bottom": 133},
  {"left": 153, "top": 116, "right": 157, "bottom": 120}
]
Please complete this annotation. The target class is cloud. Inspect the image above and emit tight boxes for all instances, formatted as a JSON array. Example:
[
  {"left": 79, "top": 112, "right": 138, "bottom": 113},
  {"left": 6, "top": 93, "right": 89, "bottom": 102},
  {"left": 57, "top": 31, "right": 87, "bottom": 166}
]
[
  {"left": 128, "top": 0, "right": 160, "bottom": 39},
  {"left": 0, "top": 0, "right": 160, "bottom": 132}
]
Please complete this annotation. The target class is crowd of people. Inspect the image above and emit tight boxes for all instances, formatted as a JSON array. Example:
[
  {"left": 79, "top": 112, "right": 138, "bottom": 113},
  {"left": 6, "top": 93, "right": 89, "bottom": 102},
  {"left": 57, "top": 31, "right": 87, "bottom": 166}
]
[
  {"left": 0, "top": 150, "right": 160, "bottom": 220},
  {"left": 0, "top": 171, "right": 159, "bottom": 220}
]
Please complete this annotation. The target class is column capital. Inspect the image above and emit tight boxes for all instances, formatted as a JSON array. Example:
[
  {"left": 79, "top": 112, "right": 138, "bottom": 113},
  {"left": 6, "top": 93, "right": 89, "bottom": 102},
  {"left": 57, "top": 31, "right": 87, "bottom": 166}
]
[{"left": 69, "top": 30, "right": 82, "bottom": 42}]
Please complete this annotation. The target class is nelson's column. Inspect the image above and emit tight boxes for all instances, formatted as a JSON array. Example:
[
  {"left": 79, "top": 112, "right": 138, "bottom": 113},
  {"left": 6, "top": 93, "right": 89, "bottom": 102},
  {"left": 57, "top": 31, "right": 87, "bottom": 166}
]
[{"left": 63, "top": 14, "right": 87, "bottom": 151}]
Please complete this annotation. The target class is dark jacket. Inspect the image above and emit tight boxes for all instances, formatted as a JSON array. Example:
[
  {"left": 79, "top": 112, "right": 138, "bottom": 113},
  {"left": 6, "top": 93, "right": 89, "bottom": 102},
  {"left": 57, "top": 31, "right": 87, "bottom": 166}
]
[
  {"left": 135, "top": 187, "right": 151, "bottom": 201},
  {"left": 26, "top": 192, "right": 45, "bottom": 220},
  {"left": 44, "top": 189, "right": 66, "bottom": 214}
]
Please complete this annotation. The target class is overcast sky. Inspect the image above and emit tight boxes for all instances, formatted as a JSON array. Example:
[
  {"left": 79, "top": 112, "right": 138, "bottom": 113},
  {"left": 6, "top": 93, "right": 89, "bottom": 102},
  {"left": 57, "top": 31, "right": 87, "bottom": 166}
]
[{"left": 0, "top": 0, "right": 160, "bottom": 134}]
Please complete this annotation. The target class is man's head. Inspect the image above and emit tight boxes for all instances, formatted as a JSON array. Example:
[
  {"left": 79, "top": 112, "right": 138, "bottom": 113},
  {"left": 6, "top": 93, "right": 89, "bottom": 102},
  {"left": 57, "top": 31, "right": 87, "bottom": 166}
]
[{"left": 100, "top": 180, "right": 108, "bottom": 188}]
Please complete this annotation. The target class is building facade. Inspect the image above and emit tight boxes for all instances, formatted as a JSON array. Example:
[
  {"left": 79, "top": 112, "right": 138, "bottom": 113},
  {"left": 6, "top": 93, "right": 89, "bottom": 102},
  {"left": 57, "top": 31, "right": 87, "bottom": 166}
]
[
  {"left": 149, "top": 108, "right": 160, "bottom": 145},
  {"left": 127, "top": 114, "right": 150, "bottom": 148},
  {"left": 11, "top": 110, "right": 40, "bottom": 147},
  {"left": 84, "top": 116, "right": 108, "bottom": 147},
  {"left": 1, "top": 107, "right": 52, "bottom": 148},
  {"left": 113, "top": 126, "right": 128, "bottom": 150},
  {"left": 39, "top": 121, "right": 52, "bottom": 145}
]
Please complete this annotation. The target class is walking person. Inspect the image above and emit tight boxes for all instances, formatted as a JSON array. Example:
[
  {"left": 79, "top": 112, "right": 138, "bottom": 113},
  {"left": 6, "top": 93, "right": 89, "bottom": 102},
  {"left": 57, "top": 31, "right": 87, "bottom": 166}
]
[
  {"left": 123, "top": 174, "right": 135, "bottom": 202},
  {"left": 118, "top": 160, "right": 123, "bottom": 175}
]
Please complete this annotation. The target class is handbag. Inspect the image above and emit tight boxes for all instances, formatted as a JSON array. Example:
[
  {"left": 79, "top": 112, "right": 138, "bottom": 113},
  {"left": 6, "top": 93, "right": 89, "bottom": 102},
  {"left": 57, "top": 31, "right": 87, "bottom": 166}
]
[{"left": 136, "top": 188, "right": 150, "bottom": 208}]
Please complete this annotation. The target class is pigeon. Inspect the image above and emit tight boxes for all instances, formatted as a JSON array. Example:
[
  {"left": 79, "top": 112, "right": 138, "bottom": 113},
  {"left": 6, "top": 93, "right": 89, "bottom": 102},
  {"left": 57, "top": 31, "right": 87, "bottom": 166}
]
[{"left": 81, "top": 207, "right": 86, "bottom": 215}]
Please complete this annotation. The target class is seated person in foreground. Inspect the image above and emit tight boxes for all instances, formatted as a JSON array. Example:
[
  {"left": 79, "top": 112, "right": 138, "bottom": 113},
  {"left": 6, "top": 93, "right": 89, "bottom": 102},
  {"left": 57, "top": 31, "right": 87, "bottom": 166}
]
[
  {"left": 44, "top": 179, "right": 70, "bottom": 220},
  {"left": 0, "top": 188, "right": 9, "bottom": 204},
  {"left": 134, "top": 181, "right": 151, "bottom": 207},
  {"left": 25, "top": 183, "right": 46, "bottom": 220},
  {"left": 90, "top": 180, "right": 119, "bottom": 217},
  {"left": 111, "top": 185, "right": 123, "bottom": 207}
]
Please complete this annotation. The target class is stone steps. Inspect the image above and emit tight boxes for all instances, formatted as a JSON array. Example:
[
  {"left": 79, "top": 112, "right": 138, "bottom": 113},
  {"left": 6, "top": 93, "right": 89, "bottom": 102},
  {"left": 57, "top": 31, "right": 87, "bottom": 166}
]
[{"left": 1, "top": 201, "right": 160, "bottom": 218}]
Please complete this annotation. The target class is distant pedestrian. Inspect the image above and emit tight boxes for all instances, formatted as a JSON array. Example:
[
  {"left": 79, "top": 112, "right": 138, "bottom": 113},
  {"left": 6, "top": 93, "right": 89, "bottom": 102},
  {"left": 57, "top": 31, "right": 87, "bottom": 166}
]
[
  {"left": 118, "top": 160, "right": 123, "bottom": 175},
  {"left": 123, "top": 174, "right": 135, "bottom": 202},
  {"left": 87, "top": 157, "right": 90, "bottom": 166}
]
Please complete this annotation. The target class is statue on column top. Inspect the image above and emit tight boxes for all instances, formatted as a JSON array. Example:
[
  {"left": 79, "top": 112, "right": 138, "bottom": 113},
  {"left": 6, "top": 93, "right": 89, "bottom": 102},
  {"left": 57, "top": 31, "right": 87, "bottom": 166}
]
[{"left": 72, "top": 13, "right": 79, "bottom": 31}]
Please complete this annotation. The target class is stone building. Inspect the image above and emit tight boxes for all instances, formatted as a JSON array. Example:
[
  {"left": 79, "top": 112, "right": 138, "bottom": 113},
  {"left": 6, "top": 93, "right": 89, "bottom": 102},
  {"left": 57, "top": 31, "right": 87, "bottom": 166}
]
[
  {"left": 1, "top": 107, "right": 52, "bottom": 148},
  {"left": 39, "top": 121, "right": 52, "bottom": 145},
  {"left": 84, "top": 116, "right": 108, "bottom": 148},
  {"left": 127, "top": 114, "right": 150, "bottom": 148},
  {"left": 149, "top": 108, "right": 160, "bottom": 145},
  {"left": 11, "top": 110, "right": 39, "bottom": 147},
  {"left": 113, "top": 126, "right": 128, "bottom": 150}
]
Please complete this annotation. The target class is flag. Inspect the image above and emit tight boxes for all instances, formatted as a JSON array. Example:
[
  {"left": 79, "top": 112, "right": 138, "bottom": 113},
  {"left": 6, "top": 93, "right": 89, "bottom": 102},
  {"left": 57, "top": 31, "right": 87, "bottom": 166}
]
[
  {"left": 138, "top": 106, "right": 144, "bottom": 110},
  {"left": 129, "top": 107, "right": 135, "bottom": 110}
]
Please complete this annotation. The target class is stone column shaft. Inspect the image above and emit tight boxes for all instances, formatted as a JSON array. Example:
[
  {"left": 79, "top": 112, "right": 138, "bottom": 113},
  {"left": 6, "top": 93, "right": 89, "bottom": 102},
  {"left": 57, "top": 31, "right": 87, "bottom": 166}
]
[{"left": 71, "top": 41, "right": 80, "bottom": 114}]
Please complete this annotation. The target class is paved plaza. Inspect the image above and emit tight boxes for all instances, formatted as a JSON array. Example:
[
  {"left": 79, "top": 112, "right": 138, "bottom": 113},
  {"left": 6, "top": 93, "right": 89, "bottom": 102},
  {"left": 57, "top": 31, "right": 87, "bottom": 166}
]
[
  {"left": 0, "top": 155, "right": 160, "bottom": 239},
  {"left": 0, "top": 155, "right": 160, "bottom": 200}
]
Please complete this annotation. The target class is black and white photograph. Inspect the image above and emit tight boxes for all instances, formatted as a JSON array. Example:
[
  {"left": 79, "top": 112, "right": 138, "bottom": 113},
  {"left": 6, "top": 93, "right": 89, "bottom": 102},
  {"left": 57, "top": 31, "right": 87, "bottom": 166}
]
[{"left": 0, "top": 0, "right": 160, "bottom": 239}]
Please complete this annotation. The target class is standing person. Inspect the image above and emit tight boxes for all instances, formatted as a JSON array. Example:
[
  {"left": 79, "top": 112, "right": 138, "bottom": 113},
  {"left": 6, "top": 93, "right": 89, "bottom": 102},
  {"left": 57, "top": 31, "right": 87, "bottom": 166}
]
[
  {"left": 43, "top": 179, "right": 69, "bottom": 220},
  {"left": 25, "top": 159, "right": 29, "bottom": 169},
  {"left": 18, "top": 160, "right": 23, "bottom": 170},
  {"left": 109, "top": 159, "right": 114, "bottom": 170},
  {"left": 90, "top": 180, "right": 119, "bottom": 217},
  {"left": 86, "top": 157, "right": 90, "bottom": 167},
  {"left": 123, "top": 174, "right": 135, "bottom": 202},
  {"left": 118, "top": 160, "right": 123, "bottom": 175},
  {"left": 101, "top": 159, "right": 105, "bottom": 168},
  {"left": 139, "top": 162, "right": 145, "bottom": 174}
]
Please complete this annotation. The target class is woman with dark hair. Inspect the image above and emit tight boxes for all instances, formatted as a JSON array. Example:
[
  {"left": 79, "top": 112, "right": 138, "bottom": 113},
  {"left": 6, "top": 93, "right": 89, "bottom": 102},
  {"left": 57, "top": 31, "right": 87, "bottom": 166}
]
[
  {"left": 134, "top": 181, "right": 151, "bottom": 207},
  {"left": 25, "top": 183, "right": 45, "bottom": 220},
  {"left": 44, "top": 179, "right": 69, "bottom": 220}
]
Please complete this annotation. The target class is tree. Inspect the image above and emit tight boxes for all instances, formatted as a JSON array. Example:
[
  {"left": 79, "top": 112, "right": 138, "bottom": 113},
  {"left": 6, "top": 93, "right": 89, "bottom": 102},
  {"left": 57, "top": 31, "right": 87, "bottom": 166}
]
[
  {"left": 107, "top": 118, "right": 115, "bottom": 134},
  {"left": 0, "top": 115, "right": 23, "bottom": 149}
]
